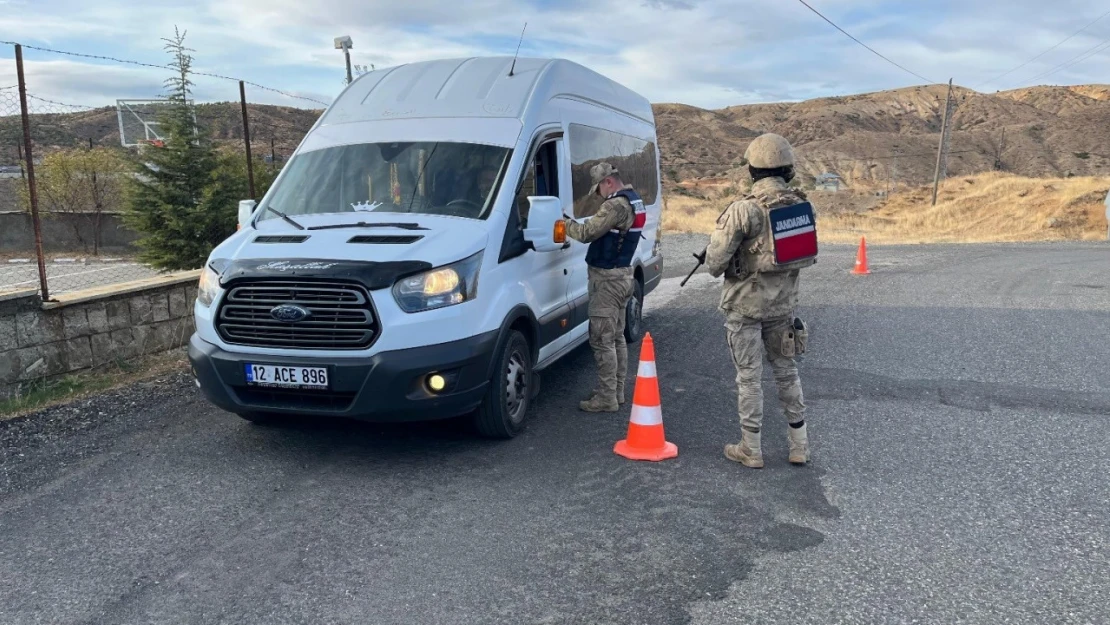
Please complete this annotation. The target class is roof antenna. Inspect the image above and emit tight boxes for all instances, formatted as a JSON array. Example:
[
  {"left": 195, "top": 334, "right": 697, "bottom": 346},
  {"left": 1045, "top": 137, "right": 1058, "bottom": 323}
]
[{"left": 509, "top": 22, "right": 527, "bottom": 77}]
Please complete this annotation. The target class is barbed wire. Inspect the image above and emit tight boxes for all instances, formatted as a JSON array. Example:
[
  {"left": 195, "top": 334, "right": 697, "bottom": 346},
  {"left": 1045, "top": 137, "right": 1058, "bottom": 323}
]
[
  {"left": 1, "top": 40, "right": 330, "bottom": 107},
  {"left": 27, "top": 94, "right": 98, "bottom": 111}
]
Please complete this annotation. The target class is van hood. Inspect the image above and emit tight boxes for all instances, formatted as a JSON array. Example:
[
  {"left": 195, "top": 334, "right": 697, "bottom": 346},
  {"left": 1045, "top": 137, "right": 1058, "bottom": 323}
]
[
  {"left": 210, "top": 213, "right": 489, "bottom": 289},
  {"left": 221, "top": 213, "right": 488, "bottom": 263}
]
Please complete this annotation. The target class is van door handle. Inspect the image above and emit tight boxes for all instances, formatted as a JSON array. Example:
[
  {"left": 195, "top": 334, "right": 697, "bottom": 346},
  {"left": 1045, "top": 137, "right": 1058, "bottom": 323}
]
[{"left": 563, "top": 269, "right": 568, "bottom": 275}]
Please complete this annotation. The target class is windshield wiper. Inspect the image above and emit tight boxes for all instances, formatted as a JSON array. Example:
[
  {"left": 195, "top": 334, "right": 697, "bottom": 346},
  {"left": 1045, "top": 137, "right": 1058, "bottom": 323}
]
[
  {"left": 265, "top": 205, "right": 306, "bottom": 230},
  {"left": 307, "top": 221, "right": 428, "bottom": 231}
]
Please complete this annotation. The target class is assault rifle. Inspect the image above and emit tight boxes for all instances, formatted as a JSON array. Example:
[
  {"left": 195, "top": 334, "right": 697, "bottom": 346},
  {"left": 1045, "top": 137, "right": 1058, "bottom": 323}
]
[{"left": 680, "top": 248, "right": 707, "bottom": 287}]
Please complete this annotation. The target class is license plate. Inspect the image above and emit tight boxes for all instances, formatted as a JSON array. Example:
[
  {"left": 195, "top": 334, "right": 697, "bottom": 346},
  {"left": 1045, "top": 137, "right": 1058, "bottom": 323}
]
[{"left": 245, "top": 364, "right": 329, "bottom": 390}]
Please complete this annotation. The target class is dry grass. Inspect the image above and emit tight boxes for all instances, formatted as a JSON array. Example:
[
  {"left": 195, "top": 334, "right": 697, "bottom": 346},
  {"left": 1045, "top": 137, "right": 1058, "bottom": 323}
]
[
  {"left": 663, "top": 172, "right": 1110, "bottom": 244},
  {"left": 0, "top": 349, "right": 187, "bottom": 420}
]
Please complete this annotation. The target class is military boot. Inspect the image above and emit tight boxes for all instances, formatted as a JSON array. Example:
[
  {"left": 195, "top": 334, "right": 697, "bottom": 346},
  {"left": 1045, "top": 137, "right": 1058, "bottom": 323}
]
[
  {"left": 591, "top": 384, "right": 626, "bottom": 405},
  {"left": 579, "top": 393, "right": 619, "bottom": 413},
  {"left": 724, "top": 429, "right": 764, "bottom": 468},
  {"left": 788, "top": 423, "right": 810, "bottom": 465}
]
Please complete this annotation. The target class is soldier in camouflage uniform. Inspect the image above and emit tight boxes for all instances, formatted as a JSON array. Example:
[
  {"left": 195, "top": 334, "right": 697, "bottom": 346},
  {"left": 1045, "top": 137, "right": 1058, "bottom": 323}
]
[
  {"left": 561, "top": 163, "right": 646, "bottom": 413},
  {"left": 705, "top": 134, "right": 815, "bottom": 467}
]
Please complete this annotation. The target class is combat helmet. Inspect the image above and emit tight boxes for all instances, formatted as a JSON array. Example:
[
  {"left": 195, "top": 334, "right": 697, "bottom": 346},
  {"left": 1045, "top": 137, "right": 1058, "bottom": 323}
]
[{"left": 744, "top": 133, "right": 795, "bottom": 169}]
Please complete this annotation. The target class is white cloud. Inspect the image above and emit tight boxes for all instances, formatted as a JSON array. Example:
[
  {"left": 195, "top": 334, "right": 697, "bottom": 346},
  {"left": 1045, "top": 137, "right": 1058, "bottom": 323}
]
[{"left": 0, "top": 0, "right": 1108, "bottom": 112}]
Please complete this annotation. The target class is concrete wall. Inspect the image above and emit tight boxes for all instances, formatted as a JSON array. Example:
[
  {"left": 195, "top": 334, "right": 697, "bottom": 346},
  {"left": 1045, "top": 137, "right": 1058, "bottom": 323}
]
[
  {"left": 0, "top": 271, "right": 200, "bottom": 400},
  {"left": 0, "top": 211, "right": 140, "bottom": 254}
]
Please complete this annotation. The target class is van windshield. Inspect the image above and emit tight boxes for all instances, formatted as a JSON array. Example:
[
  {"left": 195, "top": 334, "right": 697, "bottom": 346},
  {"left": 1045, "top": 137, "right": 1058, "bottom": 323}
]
[{"left": 258, "top": 141, "right": 512, "bottom": 222}]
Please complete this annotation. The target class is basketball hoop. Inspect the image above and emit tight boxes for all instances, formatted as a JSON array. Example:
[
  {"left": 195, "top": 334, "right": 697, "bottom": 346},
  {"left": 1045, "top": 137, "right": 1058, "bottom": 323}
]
[{"left": 117, "top": 99, "right": 192, "bottom": 148}]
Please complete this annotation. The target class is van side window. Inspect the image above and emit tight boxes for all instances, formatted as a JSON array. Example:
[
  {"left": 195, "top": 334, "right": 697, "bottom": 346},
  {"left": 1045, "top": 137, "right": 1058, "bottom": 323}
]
[
  {"left": 515, "top": 140, "right": 561, "bottom": 229},
  {"left": 568, "top": 123, "right": 659, "bottom": 219}
]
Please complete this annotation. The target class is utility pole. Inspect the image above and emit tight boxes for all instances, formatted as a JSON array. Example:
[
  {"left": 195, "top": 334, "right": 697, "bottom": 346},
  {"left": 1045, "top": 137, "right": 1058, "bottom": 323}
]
[
  {"left": 994, "top": 127, "right": 1007, "bottom": 171},
  {"left": 932, "top": 78, "right": 954, "bottom": 206},
  {"left": 890, "top": 145, "right": 899, "bottom": 195},
  {"left": 270, "top": 138, "right": 276, "bottom": 174}
]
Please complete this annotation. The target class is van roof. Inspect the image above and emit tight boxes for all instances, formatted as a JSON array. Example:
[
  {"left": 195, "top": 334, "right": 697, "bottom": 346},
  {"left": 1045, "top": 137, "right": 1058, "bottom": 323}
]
[{"left": 319, "top": 57, "right": 655, "bottom": 128}]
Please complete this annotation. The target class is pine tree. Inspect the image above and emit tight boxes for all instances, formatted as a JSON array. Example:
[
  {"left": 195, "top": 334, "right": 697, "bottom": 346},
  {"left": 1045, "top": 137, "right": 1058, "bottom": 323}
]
[{"left": 124, "top": 27, "right": 225, "bottom": 270}]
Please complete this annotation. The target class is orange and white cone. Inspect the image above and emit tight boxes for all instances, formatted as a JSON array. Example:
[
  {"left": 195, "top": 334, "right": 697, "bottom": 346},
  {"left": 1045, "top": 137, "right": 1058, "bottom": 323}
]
[
  {"left": 852, "top": 236, "right": 871, "bottom": 275},
  {"left": 614, "top": 332, "right": 678, "bottom": 462}
]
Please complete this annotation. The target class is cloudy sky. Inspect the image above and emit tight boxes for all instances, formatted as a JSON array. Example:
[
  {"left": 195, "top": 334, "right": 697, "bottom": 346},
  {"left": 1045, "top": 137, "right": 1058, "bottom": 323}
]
[{"left": 1, "top": 0, "right": 1108, "bottom": 112}]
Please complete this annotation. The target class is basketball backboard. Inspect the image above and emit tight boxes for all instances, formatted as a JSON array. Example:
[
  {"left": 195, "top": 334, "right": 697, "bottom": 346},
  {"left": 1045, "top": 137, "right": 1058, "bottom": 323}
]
[{"left": 116, "top": 99, "right": 195, "bottom": 148}]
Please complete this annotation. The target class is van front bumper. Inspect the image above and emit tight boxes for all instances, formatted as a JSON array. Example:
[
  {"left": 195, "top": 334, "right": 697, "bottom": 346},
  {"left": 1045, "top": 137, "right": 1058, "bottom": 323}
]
[{"left": 188, "top": 331, "right": 498, "bottom": 422}]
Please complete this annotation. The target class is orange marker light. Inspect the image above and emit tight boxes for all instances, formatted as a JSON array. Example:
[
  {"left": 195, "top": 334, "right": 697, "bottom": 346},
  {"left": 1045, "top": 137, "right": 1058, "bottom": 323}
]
[{"left": 553, "top": 220, "right": 567, "bottom": 244}]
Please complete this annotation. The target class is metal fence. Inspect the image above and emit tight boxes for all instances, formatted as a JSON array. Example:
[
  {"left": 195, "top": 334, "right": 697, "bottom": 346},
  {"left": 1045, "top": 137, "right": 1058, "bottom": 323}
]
[{"left": 0, "top": 42, "right": 323, "bottom": 300}]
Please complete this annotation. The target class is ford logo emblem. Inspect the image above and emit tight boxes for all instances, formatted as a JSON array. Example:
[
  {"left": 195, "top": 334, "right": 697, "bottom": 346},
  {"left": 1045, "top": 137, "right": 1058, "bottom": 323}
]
[{"left": 270, "top": 304, "right": 311, "bottom": 323}]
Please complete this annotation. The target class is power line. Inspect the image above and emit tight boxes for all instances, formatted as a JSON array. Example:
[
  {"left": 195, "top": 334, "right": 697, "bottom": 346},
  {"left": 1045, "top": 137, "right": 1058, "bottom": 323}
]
[
  {"left": 793, "top": 0, "right": 940, "bottom": 85},
  {"left": 1, "top": 40, "right": 330, "bottom": 107},
  {"left": 1016, "top": 37, "right": 1110, "bottom": 86},
  {"left": 978, "top": 8, "right": 1110, "bottom": 90}
]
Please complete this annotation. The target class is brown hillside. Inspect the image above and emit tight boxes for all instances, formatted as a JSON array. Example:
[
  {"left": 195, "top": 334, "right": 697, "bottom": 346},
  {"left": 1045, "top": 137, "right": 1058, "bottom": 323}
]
[
  {"left": 657, "top": 83, "right": 1110, "bottom": 189},
  {"left": 665, "top": 172, "right": 1110, "bottom": 244},
  {"left": 3, "top": 84, "right": 1109, "bottom": 191},
  {"left": 0, "top": 102, "right": 320, "bottom": 163}
]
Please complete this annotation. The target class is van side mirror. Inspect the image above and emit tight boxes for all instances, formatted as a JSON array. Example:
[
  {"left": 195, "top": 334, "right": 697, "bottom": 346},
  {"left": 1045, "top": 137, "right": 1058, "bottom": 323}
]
[
  {"left": 522, "top": 196, "right": 564, "bottom": 252},
  {"left": 238, "top": 200, "right": 257, "bottom": 230}
]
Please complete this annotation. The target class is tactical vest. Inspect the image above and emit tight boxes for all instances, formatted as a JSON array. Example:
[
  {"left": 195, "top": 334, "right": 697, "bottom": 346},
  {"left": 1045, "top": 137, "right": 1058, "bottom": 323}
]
[
  {"left": 585, "top": 189, "right": 646, "bottom": 269},
  {"left": 730, "top": 188, "right": 817, "bottom": 279}
]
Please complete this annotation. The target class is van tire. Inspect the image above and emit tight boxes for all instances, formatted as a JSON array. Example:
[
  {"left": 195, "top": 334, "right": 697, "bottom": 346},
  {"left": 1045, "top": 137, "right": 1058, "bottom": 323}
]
[
  {"left": 624, "top": 278, "right": 644, "bottom": 344},
  {"left": 474, "top": 330, "right": 533, "bottom": 439}
]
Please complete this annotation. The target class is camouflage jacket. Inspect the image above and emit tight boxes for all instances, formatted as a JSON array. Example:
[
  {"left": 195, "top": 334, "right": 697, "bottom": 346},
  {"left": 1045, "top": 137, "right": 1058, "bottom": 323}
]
[
  {"left": 564, "top": 186, "right": 635, "bottom": 248},
  {"left": 704, "top": 178, "right": 807, "bottom": 320},
  {"left": 564, "top": 188, "right": 636, "bottom": 315}
]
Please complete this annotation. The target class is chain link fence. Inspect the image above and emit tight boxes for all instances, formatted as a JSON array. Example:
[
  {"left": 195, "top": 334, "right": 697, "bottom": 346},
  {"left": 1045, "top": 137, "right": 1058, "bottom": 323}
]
[{"left": 0, "top": 42, "right": 323, "bottom": 300}]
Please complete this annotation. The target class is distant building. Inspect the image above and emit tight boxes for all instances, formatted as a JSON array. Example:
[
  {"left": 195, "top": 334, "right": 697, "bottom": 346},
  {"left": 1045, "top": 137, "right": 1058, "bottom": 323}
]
[{"left": 816, "top": 173, "right": 841, "bottom": 191}]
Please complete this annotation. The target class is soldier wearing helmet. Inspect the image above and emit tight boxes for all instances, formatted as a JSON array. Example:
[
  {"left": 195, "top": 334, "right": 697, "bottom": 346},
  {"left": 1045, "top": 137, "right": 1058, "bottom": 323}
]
[{"left": 704, "top": 133, "right": 816, "bottom": 468}]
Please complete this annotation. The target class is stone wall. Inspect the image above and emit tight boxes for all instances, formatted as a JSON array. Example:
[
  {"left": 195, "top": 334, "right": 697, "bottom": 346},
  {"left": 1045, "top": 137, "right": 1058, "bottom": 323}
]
[{"left": 0, "top": 270, "right": 200, "bottom": 400}]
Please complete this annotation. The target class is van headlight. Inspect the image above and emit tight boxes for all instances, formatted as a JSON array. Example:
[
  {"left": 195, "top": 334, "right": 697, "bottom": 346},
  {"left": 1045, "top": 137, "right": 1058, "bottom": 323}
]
[
  {"left": 197, "top": 264, "right": 222, "bottom": 307},
  {"left": 393, "top": 251, "right": 482, "bottom": 313}
]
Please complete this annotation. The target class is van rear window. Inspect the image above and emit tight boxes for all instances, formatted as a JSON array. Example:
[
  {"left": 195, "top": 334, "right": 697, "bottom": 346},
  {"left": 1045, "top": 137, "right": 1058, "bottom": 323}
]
[{"left": 258, "top": 142, "right": 511, "bottom": 221}]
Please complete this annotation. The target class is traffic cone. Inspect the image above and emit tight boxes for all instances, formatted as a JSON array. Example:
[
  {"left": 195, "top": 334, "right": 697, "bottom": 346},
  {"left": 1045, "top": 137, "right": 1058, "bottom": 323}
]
[
  {"left": 852, "top": 236, "right": 871, "bottom": 275},
  {"left": 614, "top": 332, "right": 678, "bottom": 462}
]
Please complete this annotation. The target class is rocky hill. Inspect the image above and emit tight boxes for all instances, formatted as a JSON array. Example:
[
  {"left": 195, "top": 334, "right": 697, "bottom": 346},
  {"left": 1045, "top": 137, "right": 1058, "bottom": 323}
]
[
  {"left": 660, "top": 84, "right": 1110, "bottom": 189},
  {"left": 3, "top": 84, "right": 1108, "bottom": 191}
]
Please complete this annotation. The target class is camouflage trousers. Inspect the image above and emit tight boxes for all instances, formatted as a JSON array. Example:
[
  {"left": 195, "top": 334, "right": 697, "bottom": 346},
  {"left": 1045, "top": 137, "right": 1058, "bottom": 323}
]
[
  {"left": 587, "top": 267, "right": 633, "bottom": 399},
  {"left": 725, "top": 314, "right": 806, "bottom": 432}
]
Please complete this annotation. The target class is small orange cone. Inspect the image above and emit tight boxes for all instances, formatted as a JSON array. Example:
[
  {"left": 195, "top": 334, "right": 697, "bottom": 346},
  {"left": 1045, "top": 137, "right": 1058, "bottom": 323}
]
[
  {"left": 614, "top": 332, "right": 678, "bottom": 462},
  {"left": 852, "top": 236, "right": 871, "bottom": 275}
]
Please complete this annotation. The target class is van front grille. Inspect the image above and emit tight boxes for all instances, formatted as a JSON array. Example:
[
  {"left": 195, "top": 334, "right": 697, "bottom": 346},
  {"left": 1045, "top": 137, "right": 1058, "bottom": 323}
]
[{"left": 216, "top": 280, "right": 378, "bottom": 350}]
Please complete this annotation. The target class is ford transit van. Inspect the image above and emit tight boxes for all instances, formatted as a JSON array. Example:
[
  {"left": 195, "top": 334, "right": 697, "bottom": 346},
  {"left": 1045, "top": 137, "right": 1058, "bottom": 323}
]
[{"left": 188, "top": 57, "right": 664, "bottom": 438}]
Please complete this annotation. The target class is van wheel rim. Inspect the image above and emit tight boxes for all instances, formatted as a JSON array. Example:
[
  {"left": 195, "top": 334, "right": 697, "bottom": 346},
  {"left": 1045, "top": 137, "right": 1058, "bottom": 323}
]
[{"left": 505, "top": 351, "right": 528, "bottom": 423}]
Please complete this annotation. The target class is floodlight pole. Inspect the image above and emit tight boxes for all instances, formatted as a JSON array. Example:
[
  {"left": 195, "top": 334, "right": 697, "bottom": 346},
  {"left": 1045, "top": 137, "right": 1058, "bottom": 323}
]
[{"left": 335, "top": 36, "right": 354, "bottom": 85}]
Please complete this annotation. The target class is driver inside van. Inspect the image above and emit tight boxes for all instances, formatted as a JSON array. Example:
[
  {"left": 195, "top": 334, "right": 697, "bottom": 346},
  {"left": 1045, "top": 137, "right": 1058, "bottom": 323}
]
[{"left": 478, "top": 166, "right": 497, "bottom": 201}]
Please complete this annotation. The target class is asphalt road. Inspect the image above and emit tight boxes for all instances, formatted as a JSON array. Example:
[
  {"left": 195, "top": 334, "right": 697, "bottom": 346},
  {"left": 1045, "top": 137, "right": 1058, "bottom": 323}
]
[
  {"left": 1, "top": 237, "right": 1108, "bottom": 625},
  {"left": 0, "top": 260, "right": 159, "bottom": 295}
]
